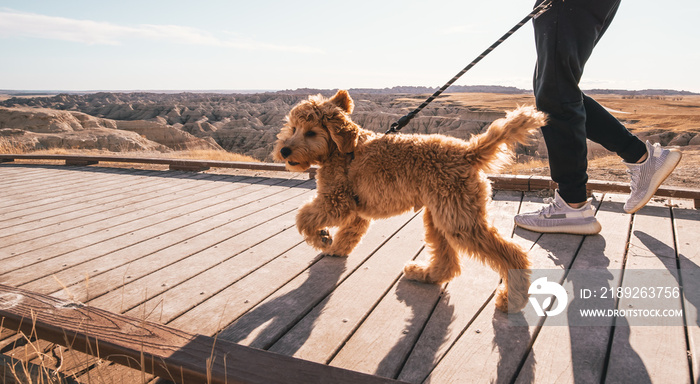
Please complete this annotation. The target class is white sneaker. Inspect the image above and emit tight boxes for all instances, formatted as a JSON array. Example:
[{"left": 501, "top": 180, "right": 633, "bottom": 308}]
[
  {"left": 623, "top": 141, "right": 682, "bottom": 214},
  {"left": 514, "top": 190, "right": 601, "bottom": 235}
]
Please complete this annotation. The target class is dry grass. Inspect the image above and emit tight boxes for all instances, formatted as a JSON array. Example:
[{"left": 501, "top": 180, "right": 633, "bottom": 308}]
[
  {"left": 0, "top": 138, "right": 259, "bottom": 164},
  {"left": 171, "top": 149, "right": 259, "bottom": 163}
]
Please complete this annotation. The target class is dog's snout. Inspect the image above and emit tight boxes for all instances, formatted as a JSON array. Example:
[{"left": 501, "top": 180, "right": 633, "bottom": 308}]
[{"left": 280, "top": 147, "right": 292, "bottom": 159}]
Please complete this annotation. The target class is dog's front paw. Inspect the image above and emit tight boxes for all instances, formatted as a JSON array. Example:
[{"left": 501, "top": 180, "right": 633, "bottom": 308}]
[
  {"left": 318, "top": 229, "right": 333, "bottom": 246},
  {"left": 305, "top": 229, "right": 333, "bottom": 250}
]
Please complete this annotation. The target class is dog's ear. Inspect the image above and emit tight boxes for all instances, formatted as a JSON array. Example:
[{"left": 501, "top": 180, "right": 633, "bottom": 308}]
[
  {"left": 328, "top": 90, "right": 354, "bottom": 114},
  {"left": 326, "top": 119, "right": 359, "bottom": 154}
]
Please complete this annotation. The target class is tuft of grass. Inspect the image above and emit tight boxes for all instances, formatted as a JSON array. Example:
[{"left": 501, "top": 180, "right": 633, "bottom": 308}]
[
  {"left": 0, "top": 138, "right": 29, "bottom": 154},
  {"left": 171, "top": 149, "right": 260, "bottom": 163}
]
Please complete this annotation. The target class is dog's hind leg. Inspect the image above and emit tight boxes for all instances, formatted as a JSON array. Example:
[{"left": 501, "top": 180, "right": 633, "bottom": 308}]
[
  {"left": 325, "top": 215, "right": 371, "bottom": 257},
  {"left": 445, "top": 220, "right": 531, "bottom": 313},
  {"left": 403, "top": 209, "right": 461, "bottom": 285}
]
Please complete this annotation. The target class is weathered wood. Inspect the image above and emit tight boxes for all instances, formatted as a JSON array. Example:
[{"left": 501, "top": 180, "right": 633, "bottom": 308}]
[
  {"left": 123, "top": 225, "right": 305, "bottom": 323},
  {"left": 168, "top": 163, "right": 210, "bottom": 172},
  {"left": 1, "top": 168, "right": 147, "bottom": 211},
  {"left": 0, "top": 153, "right": 318, "bottom": 177},
  {"left": 40, "top": 181, "right": 315, "bottom": 301},
  {"left": 169, "top": 212, "right": 417, "bottom": 339},
  {"left": 65, "top": 159, "right": 99, "bottom": 166},
  {"left": 85, "top": 208, "right": 300, "bottom": 313},
  {"left": 528, "top": 175, "right": 557, "bottom": 191},
  {"left": 489, "top": 174, "right": 531, "bottom": 191},
  {"left": 672, "top": 199, "right": 700, "bottom": 383},
  {"left": 514, "top": 194, "right": 630, "bottom": 384},
  {"left": 265, "top": 213, "right": 426, "bottom": 363},
  {"left": 0, "top": 284, "right": 408, "bottom": 384},
  {"left": 605, "top": 201, "right": 691, "bottom": 383},
  {"left": 396, "top": 190, "right": 522, "bottom": 383},
  {"left": 0, "top": 173, "right": 232, "bottom": 244},
  {"left": 2, "top": 178, "right": 311, "bottom": 286},
  {"left": 328, "top": 248, "right": 442, "bottom": 379},
  {"left": 2, "top": 164, "right": 696, "bottom": 382},
  {"left": 425, "top": 194, "right": 602, "bottom": 383}
]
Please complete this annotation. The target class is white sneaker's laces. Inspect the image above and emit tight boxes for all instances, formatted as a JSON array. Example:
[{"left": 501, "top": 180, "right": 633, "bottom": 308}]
[{"left": 538, "top": 197, "right": 560, "bottom": 217}]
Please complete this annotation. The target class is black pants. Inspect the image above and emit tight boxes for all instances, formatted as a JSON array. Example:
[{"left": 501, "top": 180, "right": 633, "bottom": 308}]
[{"left": 533, "top": 0, "right": 647, "bottom": 204}]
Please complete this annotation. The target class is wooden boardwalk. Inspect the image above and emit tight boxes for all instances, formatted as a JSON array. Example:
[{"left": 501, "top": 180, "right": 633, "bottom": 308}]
[{"left": 1, "top": 163, "right": 698, "bottom": 383}]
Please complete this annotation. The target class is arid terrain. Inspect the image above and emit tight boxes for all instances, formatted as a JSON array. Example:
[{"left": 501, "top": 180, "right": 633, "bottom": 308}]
[{"left": 2, "top": 90, "right": 699, "bottom": 188}]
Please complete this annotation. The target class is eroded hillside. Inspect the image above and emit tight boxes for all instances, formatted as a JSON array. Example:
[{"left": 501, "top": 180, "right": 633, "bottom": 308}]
[{"left": 1, "top": 92, "right": 516, "bottom": 160}]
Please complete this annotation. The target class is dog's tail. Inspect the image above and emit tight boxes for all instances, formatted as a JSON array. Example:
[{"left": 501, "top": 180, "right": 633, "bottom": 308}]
[{"left": 465, "top": 106, "right": 547, "bottom": 173}]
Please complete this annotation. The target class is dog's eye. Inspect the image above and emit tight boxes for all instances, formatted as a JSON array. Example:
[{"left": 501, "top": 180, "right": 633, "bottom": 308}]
[
  {"left": 304, "top": 130, "right": 317, "bottom": 138},
  {"left": 291, "top": 126, "right": 297, "bottom": 134}
]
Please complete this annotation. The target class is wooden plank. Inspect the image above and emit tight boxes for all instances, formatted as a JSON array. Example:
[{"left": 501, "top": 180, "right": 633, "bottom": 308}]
[
  {"left": 0, "top": 171, "right": 218, "bottom": 239},
  {"left": 0, "top": 170, "right": 180, "bottom": 219},
  {"left": 123, "top": 225, "right": 306, "bottom": 324},
  {"left": 514, "top": 193, "right": 630, "bottom": 384},
  {"left": 1, "top": 176, "right": 306, "bottom": 274},
  {"left": 398, "top": 192, "right": 543, "bottom": 384},
  {"left": 0, "top": 166, "right": 82, "bottom": 186},
  {"left": 488, "top": 174, "right": 531, "bottom": 191},
  {"left": 672, "top": 199, "right": 700, "bottom": 383},
  {"left": 21, "top": 179, "right": 314, "bottom": 297},
  {"left": 65, "top": 159, "right": 99, "bottom": 166},
  {"left": 528, "top": 175, "right": 557, "bottom": 191},
  {"left": 84, "top": 208, "right": 301, "bottom": 313},
  {"left": 4, "top": 175, "right": 299, "bottom": 264},
  {"left": 395, "top": 190, "right": 522, "bottom": 383},
  {"left": 605, "top": 200, "right": 691, "bottom": 384},
  {"left": 0, "top": 284, "right": 408, "bottom": 384},
  {"left": 169, "top": 163, "right": 209, "bottom": 172},
  {"left": 0, "top": 164, "right": 151, "bottom": 193},
  {"left": 0, "top": 154, "right": 318, "bottom": 177},
  {"left": 0, "top": 173, "right": 238, "bottom": 243},
  {"left": 1, "top": 175, "right": 265, "bottom": 274},
  {"left": 170, "top": 211, "right": 417, "bottom": 338},
  {"left": 263, "top": 213, "right": 426, "bottom": 363},
  {"left": 329, "top": 248, "right": 441, "bottom": 379},
  {"left": 0, "top": 168, "right": 139, "bottom": 210},
  {"left": 424, "top": 193, "right": 602, "bottom": 383}
]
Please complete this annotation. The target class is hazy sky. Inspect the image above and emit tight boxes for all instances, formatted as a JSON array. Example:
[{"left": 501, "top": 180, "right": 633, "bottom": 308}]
[{"left": 1, "top": 0, "right": 698, "bottom": 92}]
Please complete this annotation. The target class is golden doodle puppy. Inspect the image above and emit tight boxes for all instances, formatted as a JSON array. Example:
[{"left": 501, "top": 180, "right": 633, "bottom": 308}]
[{"left": 273, "top": 90, "right": 546, "bottom": 312}]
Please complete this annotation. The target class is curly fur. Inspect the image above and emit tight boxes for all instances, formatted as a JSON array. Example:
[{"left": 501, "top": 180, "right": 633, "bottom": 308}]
[{"left": 273, "top": 90, "right": 547, "bottom": 312}]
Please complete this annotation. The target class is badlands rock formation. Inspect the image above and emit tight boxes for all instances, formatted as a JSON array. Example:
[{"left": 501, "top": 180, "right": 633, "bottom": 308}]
[
  {"left": 1, "top": 92, "right": 520, "bottom": 160},
  {"left": 0, "top": 105, "right": 221, "bottom": 153},
  {"left": 3, "top": 90, "right": 696, "bottom": 162}
]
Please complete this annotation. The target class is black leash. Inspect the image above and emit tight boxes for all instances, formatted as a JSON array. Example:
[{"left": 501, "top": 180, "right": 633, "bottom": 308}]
[{"left": 385, "top": 0, "right": 554, "bottom": 134}]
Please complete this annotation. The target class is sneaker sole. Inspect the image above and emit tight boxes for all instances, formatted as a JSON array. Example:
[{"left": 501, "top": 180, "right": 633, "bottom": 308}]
[
  {"left": 515, "top": 220, "right": 602, "bottom": 235},
  {"left": 624, "top": 149, "right": 682, "bottom": 214}
]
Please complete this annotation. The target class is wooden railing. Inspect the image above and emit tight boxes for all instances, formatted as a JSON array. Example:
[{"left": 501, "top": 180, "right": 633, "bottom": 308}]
[
  {"left": 0, "top": 284, "right": 407, "bottom": 384},
  {"left": 0, "top": 153, "right": 316, "bottom": 177},
  {"left": 1, "top": 153, "right": 698, "bottom": 208}
]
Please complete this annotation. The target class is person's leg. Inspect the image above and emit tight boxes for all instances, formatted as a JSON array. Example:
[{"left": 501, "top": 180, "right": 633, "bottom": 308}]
[
  {"left": 515, "top": 0, "right": 621, "bottom": 235},
  {"left": 533, "top": 0, "right": 622, "bottom": 205},
  {"left": 583, "top": 95, "right": 647, "bottom": 163}
]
